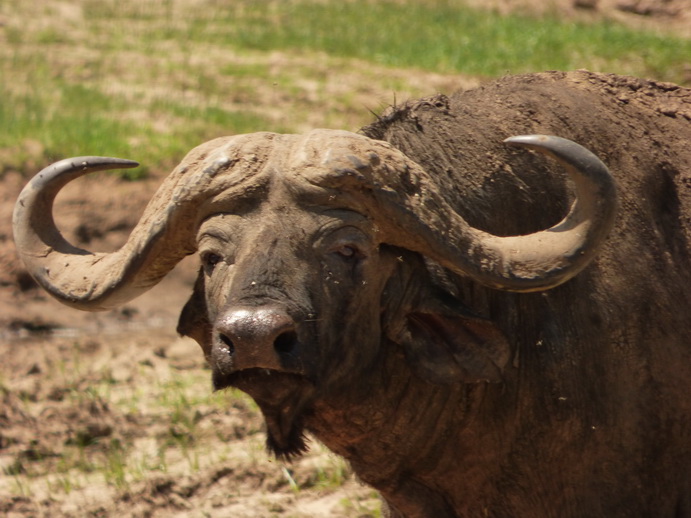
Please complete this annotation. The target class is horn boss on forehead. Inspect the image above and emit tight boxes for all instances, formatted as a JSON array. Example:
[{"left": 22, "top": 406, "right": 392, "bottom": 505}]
[
  {"left": 14, "top": 127, "right": 616, "bottom": 312},
  {"left": 13, "top": 129, "right": 615, "bottom": 310}
]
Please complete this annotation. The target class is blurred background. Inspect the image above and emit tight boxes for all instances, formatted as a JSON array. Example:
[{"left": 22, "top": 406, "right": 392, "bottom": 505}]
[{"left": 1, "top": 0, "right": 688, "bottom": 176}]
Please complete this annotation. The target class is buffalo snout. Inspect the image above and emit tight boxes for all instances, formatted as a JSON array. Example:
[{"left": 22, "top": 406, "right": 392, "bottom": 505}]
[{"left": 212, "top": 305, "right": 301, "bottom": 375}]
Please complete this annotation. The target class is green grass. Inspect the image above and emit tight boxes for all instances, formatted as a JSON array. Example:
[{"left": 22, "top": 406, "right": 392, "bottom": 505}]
[
  {"left": 1, "top": 0, "right": 688, "bottom": 177},
  {"left": 82, "top": 0, "right": 689, "bottom": 82},
  {"left": 0, "top": 53, "right": 274, "bottom": 178},
  {"left": 236, "top": 1, "right": 685, "bottom": 80}
]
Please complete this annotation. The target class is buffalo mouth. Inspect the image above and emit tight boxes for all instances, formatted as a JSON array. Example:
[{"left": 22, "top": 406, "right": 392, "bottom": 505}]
[{"left": 213, "top": 368, "right": 316, "bottom": 460}]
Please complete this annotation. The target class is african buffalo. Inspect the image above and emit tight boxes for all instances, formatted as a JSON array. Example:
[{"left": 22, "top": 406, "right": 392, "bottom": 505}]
[{"left": 13, "top": 70, "right": 691, "bottom": 517}]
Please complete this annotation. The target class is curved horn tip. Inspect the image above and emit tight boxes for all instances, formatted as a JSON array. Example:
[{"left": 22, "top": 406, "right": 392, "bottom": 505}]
[
  {"left": 503, "top": 135, "right": 616, "bottom": 185},
  {"left": 29, "top": 157, "right": 140, "bottom": 187},
  {"left": 56, "top": 156, "right": 140, "bottom": 171},
  {"left": 51, "top": 156, "right": 139, "bottom": 168},
  {"left": 504, "top": 134, "right": 577, "bottom": 150},
  {"left": 100, "top": 157, "right": 139, "bottom": 168},
  {"left": 503, "top": 134, "right": 552, "bottom": 145},
  {"left": 503, "top": 135, "right": 600, "bottom": 162}
]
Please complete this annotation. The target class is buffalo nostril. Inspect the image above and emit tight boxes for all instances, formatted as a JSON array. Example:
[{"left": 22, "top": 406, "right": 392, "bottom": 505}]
[
  {"left": 218, "top": 333, "right": 235, "bottom": 355},
  {"left": 274, "top": 331, "right": 298, "bottom": 355}
]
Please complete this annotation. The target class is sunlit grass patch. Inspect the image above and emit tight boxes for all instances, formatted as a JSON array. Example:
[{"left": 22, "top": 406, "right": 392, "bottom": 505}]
[
  {"left": 2, "top": 0, "right": 688, "bottom": 179},
  {"left": 109, "top": 0, "right": 689, "bottom": 83},
  {"left": 0, "top": 78, "right": 275, "bottom": 179}
]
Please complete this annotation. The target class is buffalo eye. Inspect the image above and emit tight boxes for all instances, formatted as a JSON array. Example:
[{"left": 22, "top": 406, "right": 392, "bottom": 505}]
[{"left": 201, "top": 251, "right": 223, "bottom": 270}]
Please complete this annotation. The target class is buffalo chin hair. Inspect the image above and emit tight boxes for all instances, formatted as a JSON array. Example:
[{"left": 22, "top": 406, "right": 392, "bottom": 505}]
[{"left": 265, "top": 422, "right": 310, "bottom": 461}]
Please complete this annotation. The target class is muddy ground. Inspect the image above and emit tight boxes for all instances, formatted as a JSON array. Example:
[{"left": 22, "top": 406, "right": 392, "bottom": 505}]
[{"left": 1, "top": 0, "right": 689, "bottom": 516}]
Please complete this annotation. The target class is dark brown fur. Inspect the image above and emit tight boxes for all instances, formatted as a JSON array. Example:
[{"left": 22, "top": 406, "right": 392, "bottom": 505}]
[{"left": 179, "top": 71, "right": 691, "bottom": 517}]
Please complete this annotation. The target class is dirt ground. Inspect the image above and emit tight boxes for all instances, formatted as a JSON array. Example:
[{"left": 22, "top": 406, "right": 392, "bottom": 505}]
[{"left": 1, "top": 0, "right": 689, "bottom": 516}]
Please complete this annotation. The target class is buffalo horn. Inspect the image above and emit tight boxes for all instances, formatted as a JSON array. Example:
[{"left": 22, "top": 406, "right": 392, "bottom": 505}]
[
  {"left": 363, "top": 134, "right": 618, "bottom": 292},
  {"left": 12, "top": 133, "right": 291, "bottom": 311},
  {"left": 13, "top": 156, "right": 202, "bottom": 310}
]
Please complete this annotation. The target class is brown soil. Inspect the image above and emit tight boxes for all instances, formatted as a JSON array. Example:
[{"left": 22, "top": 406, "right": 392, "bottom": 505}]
[{"left": 1, "top": 1, "right": 689, "bottom": 517}]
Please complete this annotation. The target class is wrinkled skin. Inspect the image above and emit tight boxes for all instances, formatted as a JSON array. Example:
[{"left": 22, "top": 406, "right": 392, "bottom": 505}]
[
  {"left": 184, "top": 203, "right": 396, "bottom": 456},
  {"left": 177, "top": 172, "right": 509, "bottom": 462}
]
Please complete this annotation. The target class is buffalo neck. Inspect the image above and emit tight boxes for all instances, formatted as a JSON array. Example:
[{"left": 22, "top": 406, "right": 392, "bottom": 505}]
[{"left": 304, "top": 341, "right": 512, "bottom": 516}]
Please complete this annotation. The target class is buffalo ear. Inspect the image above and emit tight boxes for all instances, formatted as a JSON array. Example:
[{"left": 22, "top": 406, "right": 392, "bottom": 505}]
[
  {"left": 390, "top": 301, "right": 510, "bottom": 385},
  {"left": 177, "top": 271, "right": 213, "bottom": 356}
]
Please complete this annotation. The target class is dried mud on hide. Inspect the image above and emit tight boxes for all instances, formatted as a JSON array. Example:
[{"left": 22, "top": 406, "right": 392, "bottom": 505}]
[{"left": 1, "top": 0, "right": 689, "bottom": 516}]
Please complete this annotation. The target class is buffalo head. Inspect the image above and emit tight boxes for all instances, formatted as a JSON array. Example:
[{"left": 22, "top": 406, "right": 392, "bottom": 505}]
[{"left": 13, "top": 129, "right": 616, "bottom": 458}]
